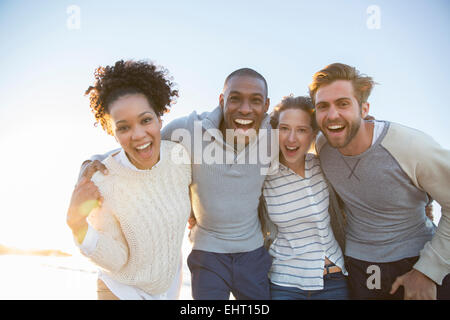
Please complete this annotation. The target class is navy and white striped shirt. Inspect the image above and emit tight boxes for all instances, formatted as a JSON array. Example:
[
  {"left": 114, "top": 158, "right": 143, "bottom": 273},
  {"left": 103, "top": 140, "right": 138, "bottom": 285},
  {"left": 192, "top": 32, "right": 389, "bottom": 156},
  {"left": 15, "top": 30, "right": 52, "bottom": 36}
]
[{"left": 263, "top": 153, "right": 346, "bottom": 290}]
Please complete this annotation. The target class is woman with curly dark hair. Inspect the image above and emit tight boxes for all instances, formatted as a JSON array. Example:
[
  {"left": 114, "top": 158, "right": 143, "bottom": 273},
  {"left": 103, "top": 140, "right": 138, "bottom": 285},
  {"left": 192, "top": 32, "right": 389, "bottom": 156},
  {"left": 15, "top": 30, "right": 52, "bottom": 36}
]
[{"left": 67, "top": 60, "right": 192, "bottom": 300}]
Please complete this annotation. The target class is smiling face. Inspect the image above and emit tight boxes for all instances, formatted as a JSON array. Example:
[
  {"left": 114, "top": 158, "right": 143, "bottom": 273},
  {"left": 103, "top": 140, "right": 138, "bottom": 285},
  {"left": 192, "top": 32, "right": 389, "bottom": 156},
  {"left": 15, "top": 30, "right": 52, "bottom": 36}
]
[
  {"left": 314, "top": 80, "right": 369, "bottom": 151},
  {"left": 219, "top": 75, "right": 269, "bottom": 142},
  {"left": 278, "top": 108, "right": 316, "bottom": 171},
  {"left": 108, "top": 93, "right": 162, "bottom": 170}
]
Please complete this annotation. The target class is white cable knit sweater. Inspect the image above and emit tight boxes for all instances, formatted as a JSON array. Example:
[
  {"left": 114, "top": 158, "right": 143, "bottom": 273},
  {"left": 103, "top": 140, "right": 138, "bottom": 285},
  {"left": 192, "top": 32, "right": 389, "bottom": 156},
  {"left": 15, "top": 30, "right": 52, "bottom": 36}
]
[{"left": 86, "top": 140, "right": 191, "bottom": 295}]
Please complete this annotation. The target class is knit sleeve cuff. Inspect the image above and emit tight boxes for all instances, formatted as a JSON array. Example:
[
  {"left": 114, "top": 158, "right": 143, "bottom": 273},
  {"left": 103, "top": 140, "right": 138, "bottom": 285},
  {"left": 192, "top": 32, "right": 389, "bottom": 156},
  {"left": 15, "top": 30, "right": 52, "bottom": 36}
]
[{"left": 413, "top": 241, "right": 449, "bottom": 285}]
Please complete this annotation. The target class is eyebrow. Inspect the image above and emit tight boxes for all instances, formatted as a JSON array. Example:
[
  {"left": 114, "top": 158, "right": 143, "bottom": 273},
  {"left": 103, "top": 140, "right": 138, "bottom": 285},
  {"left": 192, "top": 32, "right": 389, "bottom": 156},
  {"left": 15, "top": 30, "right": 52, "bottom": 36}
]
[
  {"left": 115, "top": 111, "right": 154, "bottom": 125},
  {"left": 229, "top": 91, "right": 264, "bottom": 98},
  {"left": 335, "top": 97, "right": 352, "bottom": 102},
  {"left": 278, "top": 122, "right": 310, "bottom": 128},
  {"left": 316, "top": 96, "right": 352, "bottom": 105}
]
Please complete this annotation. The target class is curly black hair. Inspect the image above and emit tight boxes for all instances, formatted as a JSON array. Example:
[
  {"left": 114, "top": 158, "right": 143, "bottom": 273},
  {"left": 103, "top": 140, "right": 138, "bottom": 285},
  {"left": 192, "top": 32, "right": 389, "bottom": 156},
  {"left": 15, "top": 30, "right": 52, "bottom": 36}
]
[{"left": 85, "top": 60, "right": 178, "bottom": 135}]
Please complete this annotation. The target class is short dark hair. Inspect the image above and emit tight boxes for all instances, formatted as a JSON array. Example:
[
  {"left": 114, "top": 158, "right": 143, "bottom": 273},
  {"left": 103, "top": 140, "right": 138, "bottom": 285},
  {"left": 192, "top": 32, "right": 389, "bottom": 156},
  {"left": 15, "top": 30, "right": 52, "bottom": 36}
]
[
  {"left": 224, "top": 68, "right": 268, "bottom": 98},
  {"left": 85, "top": 60, "right": 178, "bottom": 135},
  {"left": 308, "top": 63, "right": 376, "bottom": 106},
  {"left": 270, "top": 95, "right": 317, "bottom": 131}
]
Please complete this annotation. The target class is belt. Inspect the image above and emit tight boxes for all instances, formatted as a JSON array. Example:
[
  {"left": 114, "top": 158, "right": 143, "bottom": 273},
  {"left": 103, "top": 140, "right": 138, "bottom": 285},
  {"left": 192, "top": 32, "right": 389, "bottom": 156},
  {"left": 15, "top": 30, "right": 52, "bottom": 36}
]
[{"left": 323, "top": 264, "right": 342, "bottom": 275}]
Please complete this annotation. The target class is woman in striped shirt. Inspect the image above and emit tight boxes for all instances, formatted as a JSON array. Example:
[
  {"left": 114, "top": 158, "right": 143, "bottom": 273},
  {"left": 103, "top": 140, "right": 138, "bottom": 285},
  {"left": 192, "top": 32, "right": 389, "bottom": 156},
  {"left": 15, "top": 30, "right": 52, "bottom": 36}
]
[{"left": 263, "top": 95, "right": 349, "bottom": 300}]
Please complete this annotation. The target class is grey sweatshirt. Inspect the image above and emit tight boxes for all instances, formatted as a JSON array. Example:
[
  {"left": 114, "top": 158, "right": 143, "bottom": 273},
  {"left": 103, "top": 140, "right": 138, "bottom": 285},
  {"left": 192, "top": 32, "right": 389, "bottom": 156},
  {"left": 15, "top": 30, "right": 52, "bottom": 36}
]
[
  {"left": 317, "top": 121, "right": 450, "bottom": 284},
  {"left": 160, "top": 106, "right": 275, "bottom": 253}
]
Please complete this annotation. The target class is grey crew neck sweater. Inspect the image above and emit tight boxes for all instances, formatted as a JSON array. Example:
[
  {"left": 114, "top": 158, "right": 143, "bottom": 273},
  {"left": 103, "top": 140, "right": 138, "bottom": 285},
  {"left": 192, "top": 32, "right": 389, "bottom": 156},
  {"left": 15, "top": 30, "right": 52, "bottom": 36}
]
[{"left": 160, "top": 106, "right": 275, "bottom": 253}]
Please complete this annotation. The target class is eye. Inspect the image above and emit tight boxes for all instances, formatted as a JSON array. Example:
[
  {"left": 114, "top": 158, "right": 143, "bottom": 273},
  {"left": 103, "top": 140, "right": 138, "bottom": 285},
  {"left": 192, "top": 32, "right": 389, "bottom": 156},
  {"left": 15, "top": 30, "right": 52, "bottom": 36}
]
[
  {"left": 142, "top": 117, "right": 153, "bottom": 124},
  {"left": 251, "top": 98, "right": 263, "bottom": 104},
  {"left": 316, "top": 104, "right": 326, "bottom": 110},
  {"left": 229, "top": 96, "right": 240, "bottom": 103},
  {"left": 279, "top": 126, "right": 289, "bottom": 131},
  {"left": 116, "top": 125, "right": 129, "bottom": 132}
]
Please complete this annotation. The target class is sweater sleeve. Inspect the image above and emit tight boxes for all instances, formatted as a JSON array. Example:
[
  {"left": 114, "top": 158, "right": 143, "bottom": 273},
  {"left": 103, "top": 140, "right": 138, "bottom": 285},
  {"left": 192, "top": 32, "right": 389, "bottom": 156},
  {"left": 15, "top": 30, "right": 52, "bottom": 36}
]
[
  {"left": 382, "top": 123, "right": 450, "bottom": 284},
  {"left": 161, "top": 114, "right": 191, "bottom": 141},
  {"left": 84, "top": 207, "right": 129, "bottom": 273}
]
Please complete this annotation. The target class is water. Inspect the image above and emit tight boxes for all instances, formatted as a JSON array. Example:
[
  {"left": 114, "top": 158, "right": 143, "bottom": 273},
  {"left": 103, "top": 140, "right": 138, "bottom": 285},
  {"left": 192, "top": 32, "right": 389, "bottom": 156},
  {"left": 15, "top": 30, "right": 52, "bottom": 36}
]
[{"left": 0, "top": 233, "right": 193, "bottom": 300}]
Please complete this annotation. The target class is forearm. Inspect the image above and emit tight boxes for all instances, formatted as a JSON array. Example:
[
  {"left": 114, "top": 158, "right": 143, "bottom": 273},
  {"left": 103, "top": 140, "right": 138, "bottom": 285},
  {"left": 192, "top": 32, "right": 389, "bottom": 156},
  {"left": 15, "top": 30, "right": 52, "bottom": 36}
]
[
  {"left": 67, "top": 204, "right": 90, "bottom": 244},
  {"left": 73, "top": 222, "right": 89, "bottom": 244}
]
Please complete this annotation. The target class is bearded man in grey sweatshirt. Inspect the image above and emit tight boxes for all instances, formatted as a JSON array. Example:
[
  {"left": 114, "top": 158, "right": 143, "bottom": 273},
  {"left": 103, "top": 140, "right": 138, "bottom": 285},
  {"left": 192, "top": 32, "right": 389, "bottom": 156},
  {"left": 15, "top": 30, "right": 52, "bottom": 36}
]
[{"left": 310, "top": 63, "right": 450, "bottom": 300}]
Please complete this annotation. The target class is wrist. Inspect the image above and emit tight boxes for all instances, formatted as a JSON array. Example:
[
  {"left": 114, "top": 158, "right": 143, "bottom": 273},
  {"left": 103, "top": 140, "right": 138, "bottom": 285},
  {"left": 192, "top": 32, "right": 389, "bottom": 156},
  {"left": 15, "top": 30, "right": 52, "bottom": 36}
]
[
  {"left": 412, "top": 268, "right": 436, "bottom": 284},
  {"left": 69, "top": 213, "right": 88, "bottom": 236},
  {"left": 73, "top": 224, "right": 89, "bottom": 244}
]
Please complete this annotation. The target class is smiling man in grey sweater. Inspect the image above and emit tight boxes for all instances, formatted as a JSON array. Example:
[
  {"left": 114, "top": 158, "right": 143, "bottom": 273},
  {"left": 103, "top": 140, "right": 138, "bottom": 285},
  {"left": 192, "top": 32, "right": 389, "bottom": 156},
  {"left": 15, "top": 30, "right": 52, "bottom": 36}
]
[{"left": 310, "top": 63, "right": 450, "bottom": 300}]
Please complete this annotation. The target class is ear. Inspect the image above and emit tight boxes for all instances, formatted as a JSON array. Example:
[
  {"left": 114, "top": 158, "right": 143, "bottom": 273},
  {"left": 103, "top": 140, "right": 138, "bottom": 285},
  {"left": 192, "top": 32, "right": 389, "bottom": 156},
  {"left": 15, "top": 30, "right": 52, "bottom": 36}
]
[
  {"left": 361, "top": 102, "right": 370, "bottom": 119},
  {"left": 158, "top": 116, "right": 163, "bottom": 130},
  {"left": 264, "top": 97, "right": 270, "bottom": 113},
  {"left": 219, "top": 93, "right": 225, "bottom": 109}
]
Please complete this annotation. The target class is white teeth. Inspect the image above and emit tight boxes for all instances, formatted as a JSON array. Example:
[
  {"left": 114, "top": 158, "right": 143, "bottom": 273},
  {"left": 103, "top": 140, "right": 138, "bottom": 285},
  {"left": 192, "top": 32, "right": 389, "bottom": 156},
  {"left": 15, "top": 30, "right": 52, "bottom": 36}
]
[
  {"left": 235, "top": 119, "right": 253, "bottom": 125},
  {"left": 328, "top": 124, "right": 344, "bottom": 130},
  {"left": 136, "top": 142, "right": 151, "bottom": 150},
  {"left": 286, "top": 146, "right": 298, "bottom": 151}
]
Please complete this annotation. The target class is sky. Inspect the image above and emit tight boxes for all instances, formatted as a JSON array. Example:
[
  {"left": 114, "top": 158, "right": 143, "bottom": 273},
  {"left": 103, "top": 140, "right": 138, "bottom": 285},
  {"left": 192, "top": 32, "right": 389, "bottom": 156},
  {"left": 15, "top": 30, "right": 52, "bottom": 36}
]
[{"left": 0, "top": 0, "right": 449, "bottom": 253}]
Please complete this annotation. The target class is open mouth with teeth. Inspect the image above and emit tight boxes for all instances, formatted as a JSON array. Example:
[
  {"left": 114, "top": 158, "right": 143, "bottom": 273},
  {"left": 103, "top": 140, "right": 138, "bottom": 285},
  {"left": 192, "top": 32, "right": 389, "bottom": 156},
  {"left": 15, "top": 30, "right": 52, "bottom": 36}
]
[
  {"left": 284, "top": 145, "right": 300, "bottom": 157},
  {"left": 326, "top": 123, "right": 346, "bottom": 134},
  {"left": 233, "top": 118, "right": 255, "bottom": 134},
  {"left": 135, "top": 141, "right": 153, "bottom": 159}
]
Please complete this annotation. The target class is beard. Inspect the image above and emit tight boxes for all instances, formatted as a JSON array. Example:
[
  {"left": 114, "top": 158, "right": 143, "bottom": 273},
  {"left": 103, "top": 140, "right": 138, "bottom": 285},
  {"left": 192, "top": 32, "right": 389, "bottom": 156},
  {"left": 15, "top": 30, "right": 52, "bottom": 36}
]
[{"left": 324, "top": 117, "right": 362, "bottom": 149}]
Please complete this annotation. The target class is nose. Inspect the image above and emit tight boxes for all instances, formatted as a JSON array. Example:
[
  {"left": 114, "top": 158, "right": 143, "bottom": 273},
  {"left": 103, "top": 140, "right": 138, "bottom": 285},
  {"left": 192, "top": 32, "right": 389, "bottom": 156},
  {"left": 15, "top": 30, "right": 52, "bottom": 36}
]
[
  {"left": 131, "top": 125, "right": 147, "bottom": 141},
  {"left": 287, "top": 129, "right": 296, "bottom": 143},
  {"left": 238, "top": 99, "right": 252, "bottom": 115},
  {"left": 327, "top": 105, "right": 340, "bottom": 120}
]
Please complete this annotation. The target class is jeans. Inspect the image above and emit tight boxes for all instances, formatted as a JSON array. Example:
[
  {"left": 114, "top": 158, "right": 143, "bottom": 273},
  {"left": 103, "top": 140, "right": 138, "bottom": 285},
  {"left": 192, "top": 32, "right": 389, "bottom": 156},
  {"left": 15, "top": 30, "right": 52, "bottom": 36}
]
[
  {"left": 270, "top": 272, "right": 349, "bottom": 300},
  {"left": 188, "top": 246, "right": 272, "bottom": 300}
]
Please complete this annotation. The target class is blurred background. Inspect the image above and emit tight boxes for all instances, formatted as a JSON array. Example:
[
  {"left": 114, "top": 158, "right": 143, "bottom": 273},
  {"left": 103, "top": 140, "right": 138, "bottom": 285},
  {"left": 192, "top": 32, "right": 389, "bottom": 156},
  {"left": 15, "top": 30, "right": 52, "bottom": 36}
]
[{"left": 0, "top": 0, "right": 448, "bottom": 299}]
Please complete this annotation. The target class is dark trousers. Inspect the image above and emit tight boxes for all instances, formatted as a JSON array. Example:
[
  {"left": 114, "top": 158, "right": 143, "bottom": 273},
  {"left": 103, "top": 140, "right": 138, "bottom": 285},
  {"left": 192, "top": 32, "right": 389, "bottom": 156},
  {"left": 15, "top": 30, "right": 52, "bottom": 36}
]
[
  {"left": 345, "top": 256, "right": 450, "bottom": 300},
  {"left": 187, "top": 246, "right": 272, "bottom": 300},
  {"left": 270, "top": 272, "right": 350, "bottom": 300}
]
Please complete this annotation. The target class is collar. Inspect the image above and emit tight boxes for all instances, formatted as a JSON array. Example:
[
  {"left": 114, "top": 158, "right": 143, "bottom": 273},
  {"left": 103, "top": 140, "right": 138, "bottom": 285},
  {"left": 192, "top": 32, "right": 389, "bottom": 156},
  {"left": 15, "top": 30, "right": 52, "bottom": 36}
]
[{"left": 115, "top": 147, "right": 162, "bottom": 171}]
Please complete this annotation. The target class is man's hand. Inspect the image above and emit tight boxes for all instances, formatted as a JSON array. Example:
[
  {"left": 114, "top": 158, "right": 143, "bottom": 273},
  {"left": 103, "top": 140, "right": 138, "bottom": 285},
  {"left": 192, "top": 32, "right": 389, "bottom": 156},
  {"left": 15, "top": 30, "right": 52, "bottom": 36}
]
[
  {"left": 188, "top": 214, "right": 197, "bottom": 230},
  {"left": 390, "top": 268, "right": 437, "bottom": 300},
  {"left": 79, "top": 160, "right": 109, "bottom": 183},
  {"left": 67, "top": 176, "right": 103, "bottom": 243}
]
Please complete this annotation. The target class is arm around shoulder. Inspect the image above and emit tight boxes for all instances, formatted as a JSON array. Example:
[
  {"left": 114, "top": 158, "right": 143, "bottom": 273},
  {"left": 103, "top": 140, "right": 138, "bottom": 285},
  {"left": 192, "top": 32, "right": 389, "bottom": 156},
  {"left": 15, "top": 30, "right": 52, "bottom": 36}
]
[{"left": 161, "top": 113, "right": 194, "bottom": 141}]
